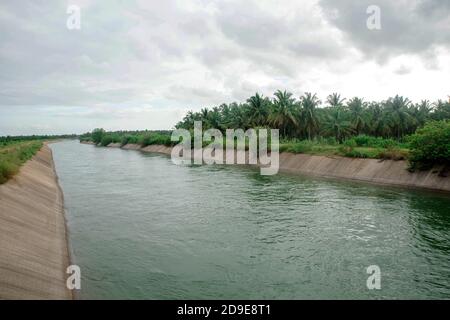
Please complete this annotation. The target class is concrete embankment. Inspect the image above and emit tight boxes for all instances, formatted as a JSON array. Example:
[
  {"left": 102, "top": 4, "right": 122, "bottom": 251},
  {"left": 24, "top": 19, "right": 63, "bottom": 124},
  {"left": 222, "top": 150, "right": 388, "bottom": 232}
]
[
  {"left": 82, "top": 141, "right": 450, "bottom": 192},
  {"left": 0, "top": 144, "right": 72, "bottom": 299}
]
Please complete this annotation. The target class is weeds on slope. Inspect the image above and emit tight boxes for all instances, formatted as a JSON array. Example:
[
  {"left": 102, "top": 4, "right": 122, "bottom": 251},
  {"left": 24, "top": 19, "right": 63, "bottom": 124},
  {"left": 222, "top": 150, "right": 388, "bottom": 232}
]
[{"left": 0, "top": 141, "right": 43, "bottom": 184}]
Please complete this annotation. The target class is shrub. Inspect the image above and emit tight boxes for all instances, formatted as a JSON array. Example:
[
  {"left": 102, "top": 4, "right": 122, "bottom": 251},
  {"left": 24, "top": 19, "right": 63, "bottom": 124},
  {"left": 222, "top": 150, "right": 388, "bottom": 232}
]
[
  {"left": 343, "top": 139, "right": 357, "bottom": 148},
  {"left": 91, "top": 128, "right": 105, "bottom": 144},
  {"left": 141, "top": 133, "right": 173, "bottom": 147},
  {"left": 352, "top": 135, "right": 370, "bottom": 147},
  {"left": 377, "top": 148, "right": 408, "bottom": 161},
  {"left": 0, "top": 161, "right": 18, "bottom": 184},
  {"left": 280, "top": 141, "right": 314, "bottom": 154},
  {"left": 346, "top": 135, "right": 398, "bottom": 148},
  {"left": 100, "top": 135, "right": 113, "bottom": 146},
  {"left": 110, "top": 134, "right": 121, "bottom": 143},
  {"left": 79, "top": 137, "right": 92, "bottom": 142},
  {"left": 121, "top": 134, "right": 140, "bottom": 146},
  {"left": 120, "top": 135, "right": 131, "bottom": 147},
  {"left": 342, "top": 149, "right": 369, "bottom": 158},
  {"left": 408, "top": 120, "right": 450, "bottom": 170}
]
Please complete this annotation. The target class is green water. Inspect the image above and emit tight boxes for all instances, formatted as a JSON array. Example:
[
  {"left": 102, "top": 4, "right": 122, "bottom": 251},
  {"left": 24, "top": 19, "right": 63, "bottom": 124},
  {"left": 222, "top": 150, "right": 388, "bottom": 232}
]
[{"left": 51, "top": 141, "right": 450, "bottom": 299}]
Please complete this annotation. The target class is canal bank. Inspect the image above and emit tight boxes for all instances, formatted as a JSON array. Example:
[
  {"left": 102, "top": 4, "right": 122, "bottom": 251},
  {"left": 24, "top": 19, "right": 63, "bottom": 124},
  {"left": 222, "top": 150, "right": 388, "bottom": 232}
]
[
  {"left": 83, "top": 141, "right": 450, "bottom": 193},
  {"left": 0, "top": 144, "right": 72, "bottom": 299}
]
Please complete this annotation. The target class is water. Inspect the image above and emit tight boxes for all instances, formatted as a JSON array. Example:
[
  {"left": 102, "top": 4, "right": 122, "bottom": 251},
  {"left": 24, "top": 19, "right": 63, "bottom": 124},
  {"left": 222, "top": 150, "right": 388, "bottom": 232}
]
[{"left": 51, "top": 141, "right": 450, "bottom": 299}]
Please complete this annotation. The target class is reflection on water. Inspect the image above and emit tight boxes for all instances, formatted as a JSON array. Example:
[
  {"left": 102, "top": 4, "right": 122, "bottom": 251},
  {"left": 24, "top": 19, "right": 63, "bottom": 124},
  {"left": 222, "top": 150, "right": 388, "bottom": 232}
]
[{"left": 51, "top": 141, "right": 450, "bottom": 299}]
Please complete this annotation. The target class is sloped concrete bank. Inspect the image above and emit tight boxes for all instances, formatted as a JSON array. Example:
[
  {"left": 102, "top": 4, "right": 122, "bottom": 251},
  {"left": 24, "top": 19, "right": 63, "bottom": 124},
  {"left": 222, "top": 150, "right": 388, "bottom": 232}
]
[
  {"left": 81, "top": 141, "right": 450, "bottom": 192},
  {"left": 0, "top": 144, "right": 72, "bottom": 299}
]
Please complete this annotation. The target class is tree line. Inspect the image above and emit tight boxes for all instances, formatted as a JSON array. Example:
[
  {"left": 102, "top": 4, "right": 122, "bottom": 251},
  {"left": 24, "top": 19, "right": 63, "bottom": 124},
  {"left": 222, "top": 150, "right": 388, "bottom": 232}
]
[{"left": 175, "top": 91, "right": 450, "bottom": 142}]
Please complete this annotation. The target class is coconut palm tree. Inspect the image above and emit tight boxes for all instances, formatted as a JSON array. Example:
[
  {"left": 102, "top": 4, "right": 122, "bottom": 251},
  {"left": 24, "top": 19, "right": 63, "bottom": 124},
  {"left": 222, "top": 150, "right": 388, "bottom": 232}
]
[
  {"left": 206, "top": 107, "right": 222, "bottom": 129},
  {"left": 300, "top": 92, "right": 321, "bottom": 140},
  {"left": 385, "top": 95, "right": 412, "bottom": 139},
  {"left": 322, "top": 107, "right": 353, "bottom": 143},
  {"left": 347, "top": 97, "right": 367, "bottom": 135},
  {"left": 326, "top": 93, "right": 346, "bottom": 108},
  {"left": 432, "top": 99, "right": 450, "bottom": 121},
  {"left": 247, "top": 93, "right": 269, "bottom": 126},
  {"left": 228, "top": 102, "right": 249, "bottom": 129},
  {"left": 366, "top": 102, "right": 390, "bottom": 137},
  {"left": 409, "top": 100, "right": 432, "bottom": 131},
  {"left": 269, "top": 90, "right": 298, "bottom": 137}
]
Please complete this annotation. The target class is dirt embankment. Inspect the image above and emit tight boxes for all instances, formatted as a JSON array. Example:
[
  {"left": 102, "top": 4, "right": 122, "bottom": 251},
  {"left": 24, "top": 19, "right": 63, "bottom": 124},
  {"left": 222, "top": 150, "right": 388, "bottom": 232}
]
[
  {"left": 85, "top": 142, "right": 450, "bottom": 192},
  {"left": 0, "top": 145, "right": 72, "bottom": 299}
]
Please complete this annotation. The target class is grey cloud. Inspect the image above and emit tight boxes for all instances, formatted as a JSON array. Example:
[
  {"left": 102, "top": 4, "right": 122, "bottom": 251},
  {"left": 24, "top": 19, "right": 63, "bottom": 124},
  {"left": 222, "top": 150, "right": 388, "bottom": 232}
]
[
  {"left": 214, "top": 0, "right": 346, "bottom": 59},
  {"left": 1, "top": 0, "right": 449, "bottom": 135},
  {"left": 164, "top": 85, "right": 228, "bottom": 106},
  {"left": 319, "top": 0, "right": 450, "bottom": 64},
  {"left": 394, "top": 65, "right": 412, "bottom": 75}
]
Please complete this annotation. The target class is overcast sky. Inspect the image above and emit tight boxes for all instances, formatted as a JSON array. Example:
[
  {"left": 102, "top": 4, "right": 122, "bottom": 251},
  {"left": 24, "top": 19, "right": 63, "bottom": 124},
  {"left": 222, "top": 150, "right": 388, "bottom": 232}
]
[{"left": 0, "top": 0, "right": 449, "bottom": 135}]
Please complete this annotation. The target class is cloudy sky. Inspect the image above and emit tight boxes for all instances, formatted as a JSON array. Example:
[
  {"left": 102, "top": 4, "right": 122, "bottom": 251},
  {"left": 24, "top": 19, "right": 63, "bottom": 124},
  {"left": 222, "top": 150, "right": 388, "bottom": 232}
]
[{"left": 0, "top": 0, "right": 449, "bottom": 135}]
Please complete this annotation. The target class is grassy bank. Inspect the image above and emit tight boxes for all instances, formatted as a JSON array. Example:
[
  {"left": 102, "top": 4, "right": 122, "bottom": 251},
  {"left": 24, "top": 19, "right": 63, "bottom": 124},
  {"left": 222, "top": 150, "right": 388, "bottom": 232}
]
[
  {"left": 80, "top": 129, "right": 409, "bottom": 160},
  {"left": 0, "top": 141, "right": 43, "bottom": 184},
  {"left": 280, "top": 135, "right": 409, "bottom": 160},
  {"left": 81, "top": 120, "right": 449, "bottom": 171}
]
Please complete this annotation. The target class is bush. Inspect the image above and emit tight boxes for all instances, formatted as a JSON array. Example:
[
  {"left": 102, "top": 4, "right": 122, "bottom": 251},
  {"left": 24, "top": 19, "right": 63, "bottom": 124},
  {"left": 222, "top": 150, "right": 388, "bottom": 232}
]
[
  {"left": 352, "top": 135, "right": 370, "bottom": 147},
  {"left": 343, "top": 139, "right": 357, "bottom": 148},
  {"left": 110, "top": 134, "right": 121, "bottom": 143},
  {"left": 377, "top": 148, "right": 408, "bottom": 161},
  {"left": 346, "top": 135, "right": 397, "bottom": 148},
  {"left": 141, "top": 133, "right": 173, "bottom": 147},
  {"left": 120, "top": 135, "right": 131, "bottom": 147},
  {"left": 408, "top": 120, "right": 450, "bottom": 170},
  {"left": 342, "top": 149, "right": 369, "bottom": 158},
  {"left": 0, "top": 161, "right": 18, "bottom": 184},
  {"left": 121, "top": 134, "right": 141, "bottom": 146},
  {"left": 91, "top": 128, "right": 105, "bottom": 144},
  {"left": 280, "top": 141, "right": 313, "bottom": 154},
  {"left": 100, "top": 135, "right": 113, "bottom": 146},
  {"left": 79, "top": 137, "right": 92, "bottom": 142}
]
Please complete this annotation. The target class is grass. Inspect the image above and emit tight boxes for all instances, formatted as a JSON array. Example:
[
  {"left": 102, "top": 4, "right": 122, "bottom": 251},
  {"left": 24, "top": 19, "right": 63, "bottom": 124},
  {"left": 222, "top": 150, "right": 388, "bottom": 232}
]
[
  {"left": 280, "top": 137, "right": 410, "bottom": 160},
  {"left": 0, "top": 141, "right": 43, "bottom": 184}
]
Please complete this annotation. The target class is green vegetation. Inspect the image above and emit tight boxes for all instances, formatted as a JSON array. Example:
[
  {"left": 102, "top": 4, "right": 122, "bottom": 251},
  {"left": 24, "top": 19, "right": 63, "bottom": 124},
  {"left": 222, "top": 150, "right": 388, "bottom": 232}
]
[
  {"left": 1, "top": 134, "right": 77, "bottom": 145},
  {"left": 80, "top": 130, "right": 175, "bottom": 147},
  {"left": 0, "top": 141, "right": 43, "bottom": 184},
  {"left": 0, "top": 134, "right": 77, "bottom": 184},
  {"left": 172, "top": 91, "right": 449, "bottom": 166},
  {"left": 278, "top": 136, "right": 408, "bottom": 160},
  {"left": 408, "top": 120, "right": 450, "bottom": 173},
  {"left": 91, "top": 128, "right": 105, "bottom": 144},
  {"left": 176, "top": 92, "right": 450, "bottom": 140},
  {"left": 80, "top": 92, "right": 450, "bottom": 168}
]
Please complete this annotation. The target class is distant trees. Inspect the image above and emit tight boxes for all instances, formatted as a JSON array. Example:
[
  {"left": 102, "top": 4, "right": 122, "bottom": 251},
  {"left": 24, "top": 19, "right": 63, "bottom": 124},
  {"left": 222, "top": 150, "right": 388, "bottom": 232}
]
[
  {"left": 175, "top": 91, "right": 450, "bottom": 141},
  {"left": 0, "top": 134, "right": 78, "bottom": 145},
  {"left": 326, "top": 93, "right": 345, "bottom": 108},
  {"left": 247, "top": 93, "right": 270, "bottom": 127},
  {"left": 300, "top": 92, "right": 320, "bottom": 140},
  {"left": 347, "top": 97, "right": 366, "bottom": 136},
  {"left": 91, "top": 128, "right": 105, "bottom": 144},
  {"left": 322, "top": 107, "right": 352, "bottom": 143}
]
